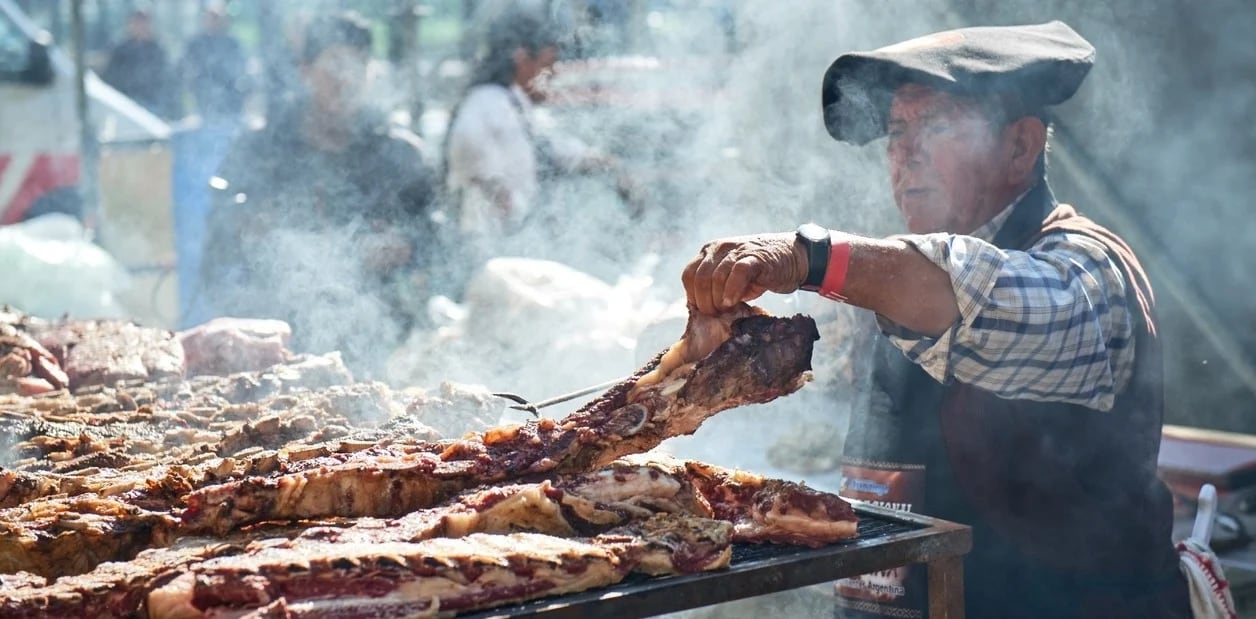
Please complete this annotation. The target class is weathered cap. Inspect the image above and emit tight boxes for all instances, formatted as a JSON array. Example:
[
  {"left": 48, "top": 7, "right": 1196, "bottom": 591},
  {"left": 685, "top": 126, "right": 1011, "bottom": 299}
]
[{"left": 821, "top": 21, "right": 1095, "bottom": 144}]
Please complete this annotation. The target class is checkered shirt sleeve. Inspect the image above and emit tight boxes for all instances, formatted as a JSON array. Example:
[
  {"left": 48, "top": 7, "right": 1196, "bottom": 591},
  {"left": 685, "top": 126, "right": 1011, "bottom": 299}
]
[{"left": 882, "top": 230, "right": 1136, "bottom": 412}]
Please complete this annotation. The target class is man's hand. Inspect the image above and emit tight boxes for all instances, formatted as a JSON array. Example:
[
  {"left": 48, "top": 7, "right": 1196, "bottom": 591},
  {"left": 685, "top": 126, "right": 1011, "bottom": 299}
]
[{"left": 682, "top": 232, "right": 809, "bottom": 315}]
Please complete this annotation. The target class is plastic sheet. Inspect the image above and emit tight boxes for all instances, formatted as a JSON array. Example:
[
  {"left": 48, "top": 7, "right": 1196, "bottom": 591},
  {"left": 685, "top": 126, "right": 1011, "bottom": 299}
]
[{"left": 0, "top": 214, "right": 130, "bottom": 319}]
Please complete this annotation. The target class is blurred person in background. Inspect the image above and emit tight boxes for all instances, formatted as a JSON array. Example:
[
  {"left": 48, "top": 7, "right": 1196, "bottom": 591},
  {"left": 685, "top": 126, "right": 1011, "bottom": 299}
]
[
  {"left": 195, "top": 11, "right": 439, "bottom": 379},
  {"left": 102, "top": 9, "right": 176, "bottom": 119},
  {"left": 681, "top": 22, "right": 1194, "bottom": 619},
  {"left": 443, "top": 2, "right": 643, "bottom": 274},
  {"left": 178, "top": 2, "right": 249, "bottom": 123}
]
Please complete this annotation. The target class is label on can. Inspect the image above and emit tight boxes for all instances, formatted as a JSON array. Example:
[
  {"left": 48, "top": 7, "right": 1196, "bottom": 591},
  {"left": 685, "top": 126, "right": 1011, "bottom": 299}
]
[{"left": 835, "top": 461, "right": 928, "bottom": 619}]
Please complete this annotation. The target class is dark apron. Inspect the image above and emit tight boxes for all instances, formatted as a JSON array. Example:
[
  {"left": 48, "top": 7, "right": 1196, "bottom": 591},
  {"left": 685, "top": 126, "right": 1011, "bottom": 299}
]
[
  {"left": 835, "top": 185, "right": 1052, "bottom": 619},
  {"left": 834, "top": 183, "right": 1189, "bottom": 619}
]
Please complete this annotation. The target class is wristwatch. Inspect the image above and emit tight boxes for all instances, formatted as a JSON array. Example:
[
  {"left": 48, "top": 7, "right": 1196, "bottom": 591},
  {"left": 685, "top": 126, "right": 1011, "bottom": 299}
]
[{"left": 795, "top": 223, "right": 831, "bottom": 291}]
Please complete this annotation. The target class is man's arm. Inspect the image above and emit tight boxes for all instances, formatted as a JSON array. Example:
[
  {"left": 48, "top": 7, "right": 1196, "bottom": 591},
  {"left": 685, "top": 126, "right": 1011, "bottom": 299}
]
[
  {"left": 683, "top": 232, "right": 959, "bottom": 335},
  {"left": 878, "top": 232, "right": 1135, "bottom": 410},
  {"left": 836, "top": 236, "right": 960, "bottom": 336},
  {"left": 683, "top": 229, "right": 1135, "bottom": 410}
]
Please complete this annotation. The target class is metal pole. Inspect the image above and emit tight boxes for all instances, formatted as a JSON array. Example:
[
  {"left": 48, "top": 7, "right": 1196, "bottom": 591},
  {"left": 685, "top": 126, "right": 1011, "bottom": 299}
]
[
  {"left": 257, "top": 0, "right": 287, "bottom": 122},
  {"left": 390, "top": 0, "right": 423, "bottom": 132},
  {"left": 71, "top": 0, "right": 102, "bottom": 233}
]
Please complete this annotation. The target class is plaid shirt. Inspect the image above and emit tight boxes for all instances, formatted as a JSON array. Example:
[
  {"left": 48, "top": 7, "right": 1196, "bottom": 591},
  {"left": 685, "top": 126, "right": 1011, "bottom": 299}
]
[{"left": 881, "top": 198, "right": 1135, "bottom": 412}]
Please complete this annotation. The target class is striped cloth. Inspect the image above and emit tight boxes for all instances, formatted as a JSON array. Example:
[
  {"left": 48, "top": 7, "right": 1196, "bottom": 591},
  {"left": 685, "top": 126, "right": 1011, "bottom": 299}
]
[
  {"left": 881, "top": 198, "right": 1135, "bottom": 412},
  {"left": 1178, "top": 538, "right": 1239, "bottom": 619}
]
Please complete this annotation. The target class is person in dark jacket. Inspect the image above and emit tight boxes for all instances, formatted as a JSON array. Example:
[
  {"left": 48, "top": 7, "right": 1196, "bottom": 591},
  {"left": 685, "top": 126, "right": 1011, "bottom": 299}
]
[
  {"left": 102, "top": 10, "right": 175, "bottom": 119},
  {"left": 178, "top": 3, "right": 249, "bottom": 121},
  {"left": 680, "top": 22, "right": 1190, "bottom": 619},
  {"left": 196, "top": 12, "right": 438, "bottom": 379}
]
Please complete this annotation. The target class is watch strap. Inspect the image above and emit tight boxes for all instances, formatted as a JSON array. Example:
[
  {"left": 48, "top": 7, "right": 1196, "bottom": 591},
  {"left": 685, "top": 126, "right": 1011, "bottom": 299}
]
[{"left": 797, "top": 224, "right": 831, "bottom": 290}]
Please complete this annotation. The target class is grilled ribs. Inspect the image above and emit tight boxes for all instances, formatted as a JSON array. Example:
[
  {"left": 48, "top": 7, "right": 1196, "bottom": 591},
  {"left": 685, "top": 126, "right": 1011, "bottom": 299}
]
[
  {"left": 0, "top": 494, "right": 176, "bottom": 579},
  {"left": 0, "top": 305, "right": 853, "bottom": 619},
  {"left": 288, "top": 455, "right": 857, "bottom": 549},
  {"left": 0, "top": 533, "right": 303, "bottom": 618},
  {"left": 181, "top": 310, "right": 819, "bottom": 534},
  {"left": 147, "top": 514, "right": 731, "bottom": 619}
]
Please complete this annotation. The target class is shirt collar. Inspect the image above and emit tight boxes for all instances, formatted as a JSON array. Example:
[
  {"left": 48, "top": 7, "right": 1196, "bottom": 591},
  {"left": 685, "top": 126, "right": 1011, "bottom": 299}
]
[
  {"left": 509, "top": 83, "right": 534, "bottom": 116},
  {"left": 970, "top": 185, "right": 1034, "bottom": 243}
]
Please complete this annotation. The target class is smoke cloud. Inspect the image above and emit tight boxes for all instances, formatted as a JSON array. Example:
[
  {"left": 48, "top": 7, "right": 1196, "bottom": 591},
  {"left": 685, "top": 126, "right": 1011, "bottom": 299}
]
[{"left": 174, "top": 1, "right": 1256, "bottom": 479}]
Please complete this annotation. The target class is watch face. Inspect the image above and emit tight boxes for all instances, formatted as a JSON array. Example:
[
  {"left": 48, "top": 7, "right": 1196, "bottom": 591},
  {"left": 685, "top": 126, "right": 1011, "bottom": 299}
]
[{"left": 797, "top": 223, "right": 827, "bottom": 243}]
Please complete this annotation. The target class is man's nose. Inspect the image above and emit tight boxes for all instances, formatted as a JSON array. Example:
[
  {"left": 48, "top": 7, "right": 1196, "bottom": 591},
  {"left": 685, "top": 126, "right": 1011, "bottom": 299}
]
[{"left": 888, "top": 135, "right": 924, "bottom": 169}]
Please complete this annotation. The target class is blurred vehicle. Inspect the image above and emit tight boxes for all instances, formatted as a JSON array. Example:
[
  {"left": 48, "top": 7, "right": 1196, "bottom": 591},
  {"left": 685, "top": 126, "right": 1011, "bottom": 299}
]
[{"left": 1, "top": 0, "right": 176, "bottom": 326}]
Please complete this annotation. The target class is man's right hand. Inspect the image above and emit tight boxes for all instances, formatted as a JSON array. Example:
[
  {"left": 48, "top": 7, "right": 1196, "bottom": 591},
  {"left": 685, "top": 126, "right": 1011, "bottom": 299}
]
[{"left": 681, "top": 232, "right": 809, "bottom": 315}]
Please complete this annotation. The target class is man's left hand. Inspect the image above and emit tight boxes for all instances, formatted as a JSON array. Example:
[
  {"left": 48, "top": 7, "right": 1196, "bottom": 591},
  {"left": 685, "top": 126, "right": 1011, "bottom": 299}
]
[{"left": 682, "top": 233, "right": 808, "bottom": 315}]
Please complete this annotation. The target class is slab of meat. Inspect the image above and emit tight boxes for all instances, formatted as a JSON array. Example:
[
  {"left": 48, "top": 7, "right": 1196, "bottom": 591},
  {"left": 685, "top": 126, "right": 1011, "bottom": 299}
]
[
  {"left": 0, "top": 476, "right": 730, "bottom": 619},
  {"left": 0, "top": 531, "right": 302, "bottom": 618},
  {"left": 0, "top": 468, "right": 65, "bottom": 509},
  {"left": 0, "top": 380, "right": 440, "bottom": 505},
  {"left": 180, "top": 309, "right": 819, "bottom": 534},
  {"left": 0, "top": 352, "right": 354, "bottom": 439},
  {"left": 150, "top": 352, "right": 355, "bottom": 407},
  {"left": 32, "top": 320, "right": 187, "bottom": 390},
  {"left": 178, "top": 318, "right": 293, "bottom": 377},
  {"left": 285, "top": 459, "right": 715, "bottom": 549},
  {"left": 622, "top": 455, "right": 860, "bottom": 547},
  {"left": 594, "top": 512, "right": 733, "bottom": 576},
  {"left": 0, "top": 494, "right": 175, "bottom": 579},
  {"left": 0, "top": 571, "right": 47, "bottom": 590},
  {"left": 1, "top": 322, "right": 69, "bottom": 395},
  {"left": 259, "top": 455, "right": 853, "bottom": 553},
  {"left": 146, "top": 515, "right": 731, "bottom": 619}
]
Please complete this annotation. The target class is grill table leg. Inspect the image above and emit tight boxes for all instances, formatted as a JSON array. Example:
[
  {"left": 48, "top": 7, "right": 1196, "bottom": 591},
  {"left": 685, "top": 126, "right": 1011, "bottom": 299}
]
[{"left": 927, "top": 555, "right": 964, "bottom": 619}]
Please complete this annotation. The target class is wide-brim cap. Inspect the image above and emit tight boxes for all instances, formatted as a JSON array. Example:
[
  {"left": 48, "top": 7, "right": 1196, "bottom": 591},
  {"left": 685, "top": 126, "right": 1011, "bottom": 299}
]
[{"left": 821, "top": 20, "right": 1096, "bottom": 145}]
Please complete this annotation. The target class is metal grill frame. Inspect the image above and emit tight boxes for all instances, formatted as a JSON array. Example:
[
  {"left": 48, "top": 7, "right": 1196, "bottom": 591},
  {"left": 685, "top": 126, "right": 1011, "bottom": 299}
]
[{"left": 462, "top": 502, "right": 972, "bottom": 619}]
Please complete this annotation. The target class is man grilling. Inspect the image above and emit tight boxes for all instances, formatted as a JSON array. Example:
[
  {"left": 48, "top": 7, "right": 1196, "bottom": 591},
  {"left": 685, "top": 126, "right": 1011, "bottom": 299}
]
[{"left": 680, "top": 22, "right": 1190, "bottom": 618}]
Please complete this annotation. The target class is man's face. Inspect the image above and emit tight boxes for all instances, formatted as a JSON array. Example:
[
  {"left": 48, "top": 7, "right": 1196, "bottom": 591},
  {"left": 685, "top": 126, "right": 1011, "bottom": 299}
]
[
  {"left": 515, "top": 45, "right": 559, "bottom": 102},
  {"left": 204, "top": 11, "right": 229, "bottom": 34},
  {"left": 886, "top": 84, "right": 1011, "bottom": 234},
  {"left": 303, "top": 45, "right": 369, "bottom": 117},
  {"left": 128, "top": 15, "right": 152, "bottom": 40}
]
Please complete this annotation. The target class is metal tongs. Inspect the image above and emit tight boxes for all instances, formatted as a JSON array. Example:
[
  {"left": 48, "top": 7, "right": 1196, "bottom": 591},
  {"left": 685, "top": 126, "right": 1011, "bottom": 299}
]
[{"left": 492, "top": 377, "right": 626, "bottom": 417}]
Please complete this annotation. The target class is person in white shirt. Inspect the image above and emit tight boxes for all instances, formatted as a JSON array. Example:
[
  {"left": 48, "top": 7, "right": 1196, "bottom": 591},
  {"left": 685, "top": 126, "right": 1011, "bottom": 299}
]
[{"left": 444, "top": 6, "right": 640, "bottom": 265}]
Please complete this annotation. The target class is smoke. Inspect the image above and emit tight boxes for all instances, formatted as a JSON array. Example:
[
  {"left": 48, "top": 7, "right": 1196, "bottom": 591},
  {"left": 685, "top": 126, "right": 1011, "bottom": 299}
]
[
  {"left": 187, "top": 0, "right": 1256, "bottom": 476},
  {"left": 378, "top": 2, "right": 972, "bottom": 485},
  {"left": 948, "top": 0, "right": 1256, "bottom": 431}
]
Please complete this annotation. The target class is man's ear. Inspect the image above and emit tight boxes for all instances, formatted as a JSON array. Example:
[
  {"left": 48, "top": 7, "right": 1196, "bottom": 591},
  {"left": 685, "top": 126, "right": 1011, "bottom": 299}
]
[{"left": 1005, "top": 116, "right": 1047, "bottom": 185}]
